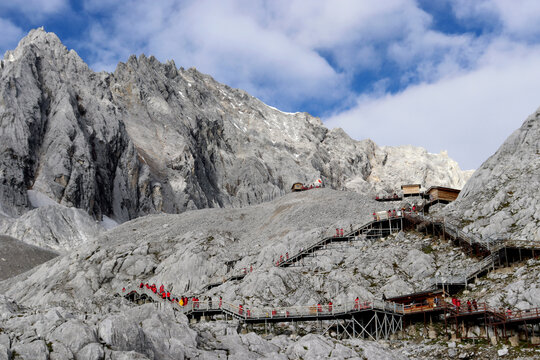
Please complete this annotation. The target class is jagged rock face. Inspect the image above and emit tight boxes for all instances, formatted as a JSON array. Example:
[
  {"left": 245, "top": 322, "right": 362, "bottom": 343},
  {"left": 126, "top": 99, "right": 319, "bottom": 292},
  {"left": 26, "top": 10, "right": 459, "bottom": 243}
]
[
  {"left": 0, "top": 28, "right": 470, "bottom": 224},
  {"left": 0, "top": 29, "right": 157, "bottom": 222},
  {"left": 443, "top": 111, "right": 540, "bottom": 240}
]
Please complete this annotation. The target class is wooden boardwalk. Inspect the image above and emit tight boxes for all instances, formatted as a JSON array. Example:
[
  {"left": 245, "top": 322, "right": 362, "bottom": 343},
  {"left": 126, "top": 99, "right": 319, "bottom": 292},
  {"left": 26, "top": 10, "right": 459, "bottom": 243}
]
[
  {"left": 124, "top": 287, "right": 404, "bottom": 340},
  {"left": 122, "top": 210, "right": 540, "bottom": 342}
]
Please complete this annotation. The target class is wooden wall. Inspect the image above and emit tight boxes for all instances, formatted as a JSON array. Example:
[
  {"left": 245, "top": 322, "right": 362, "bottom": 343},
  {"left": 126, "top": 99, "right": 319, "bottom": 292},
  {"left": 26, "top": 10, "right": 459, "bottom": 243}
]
[
  {"left": 428, "top": 188, "right": 460, "bottom": 202},
  {"left": 402, "top": 185, "right": 421, "bottom": 195}
]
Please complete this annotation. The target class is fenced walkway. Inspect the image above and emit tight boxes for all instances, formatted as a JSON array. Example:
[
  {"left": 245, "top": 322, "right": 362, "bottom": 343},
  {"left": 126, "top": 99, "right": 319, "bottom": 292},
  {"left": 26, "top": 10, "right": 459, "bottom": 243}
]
[
  {"left": 123, "top": 286, "right": 404, "bottom": 340},
  {"left": 122, "top": 209, "right": 540, "bottom": 342}
]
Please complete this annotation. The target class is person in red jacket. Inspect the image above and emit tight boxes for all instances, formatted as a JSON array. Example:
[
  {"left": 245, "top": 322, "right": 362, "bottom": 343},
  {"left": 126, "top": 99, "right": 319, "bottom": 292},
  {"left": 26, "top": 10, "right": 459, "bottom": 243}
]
[
  {"left": 354, "top": 297, "right": 359, "bottom": 309},
  {"left": 139, "top": 282, "right": 144, "bottom": 289},
  {"left": 328, "top": 301, "right": 333, "bottom": 312},
  {"left": 162, "top": 292, "right": 166, "bottom": 299},
  {"left": 167, "top": 292, "right": 170, "bottom": 300},
  {"left": 159, "top": 285, "right": 164, "bottom": 294}
]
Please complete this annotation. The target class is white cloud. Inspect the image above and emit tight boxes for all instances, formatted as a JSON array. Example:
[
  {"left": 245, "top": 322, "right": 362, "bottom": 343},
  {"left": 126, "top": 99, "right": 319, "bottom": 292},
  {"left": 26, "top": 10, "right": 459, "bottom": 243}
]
[
  {"left": 325, "top": 40, "right": 540, "bottom": 170},
  {"left": 451, "top": 0, "right": 540, "bottom": 39},
  {"left": 0, "top": 0, "right": 69, "bottom": 21},
  {"left": 0, "top": 18, "right": 24, "bottom": 55},
  {"left": 80, "top": 0, "right": 480, "bottom": 111},
  {"left": 5, "top": 0, "right": 534, "bottom": 172}
]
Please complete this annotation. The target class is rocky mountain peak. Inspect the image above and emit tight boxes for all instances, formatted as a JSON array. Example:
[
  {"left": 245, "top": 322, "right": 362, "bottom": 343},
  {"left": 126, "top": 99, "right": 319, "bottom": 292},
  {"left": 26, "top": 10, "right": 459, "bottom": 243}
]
[
  {"left": 443, "top": 110, "right": 540, "bottom": 240},
  {"left": 0, "top": 28, "right": 471, "bottom": 227}
]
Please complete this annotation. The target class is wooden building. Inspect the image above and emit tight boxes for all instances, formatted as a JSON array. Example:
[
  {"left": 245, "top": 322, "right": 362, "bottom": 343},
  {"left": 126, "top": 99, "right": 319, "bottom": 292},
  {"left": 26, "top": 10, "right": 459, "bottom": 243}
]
[
  {"left": 401, "top": 184, "right": 422, "bottom": 197},
  {"left": 424, "top": 186, "right": 460, "bottom": 202},
  {"left": 387, "top": 289, "right": 449, "bottom": 313},
  {"left": 291, "top": 182, "right": 305, "bottom": 192}
]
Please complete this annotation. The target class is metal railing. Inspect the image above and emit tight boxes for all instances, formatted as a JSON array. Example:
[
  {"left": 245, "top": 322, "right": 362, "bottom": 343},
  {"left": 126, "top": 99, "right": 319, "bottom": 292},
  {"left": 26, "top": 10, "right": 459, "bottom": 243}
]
[
  {"left": 123, "top": 288, "right": 405, "bottom": 320},
  {"left": 277, "top": 216, "right": 404, "bottom": 267}
]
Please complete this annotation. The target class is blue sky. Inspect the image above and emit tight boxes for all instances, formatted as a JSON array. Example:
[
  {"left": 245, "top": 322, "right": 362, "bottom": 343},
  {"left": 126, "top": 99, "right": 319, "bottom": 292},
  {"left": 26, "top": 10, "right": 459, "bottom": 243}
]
[{"left": 2, "top": 0, "right": 540, "bottom": 170}]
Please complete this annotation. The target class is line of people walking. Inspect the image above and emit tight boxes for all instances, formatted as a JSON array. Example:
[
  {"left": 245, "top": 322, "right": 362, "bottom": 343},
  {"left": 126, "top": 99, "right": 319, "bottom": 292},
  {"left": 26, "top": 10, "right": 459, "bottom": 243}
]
[{"left": 451, "top": 297, "right": 478, "bottom": 312}]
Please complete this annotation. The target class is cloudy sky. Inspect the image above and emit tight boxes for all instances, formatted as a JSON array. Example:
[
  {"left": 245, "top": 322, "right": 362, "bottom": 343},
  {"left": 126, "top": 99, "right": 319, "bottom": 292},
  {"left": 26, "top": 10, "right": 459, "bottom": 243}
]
[{"left": 2, "top": 0, "right": 540, "bottom": 170}]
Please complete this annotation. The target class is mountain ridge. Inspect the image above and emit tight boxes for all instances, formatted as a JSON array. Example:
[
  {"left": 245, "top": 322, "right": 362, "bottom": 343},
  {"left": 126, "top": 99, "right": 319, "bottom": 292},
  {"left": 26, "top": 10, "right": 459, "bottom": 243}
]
[{"left": 0, "top": 28, "right": 471, "bottom": 225}]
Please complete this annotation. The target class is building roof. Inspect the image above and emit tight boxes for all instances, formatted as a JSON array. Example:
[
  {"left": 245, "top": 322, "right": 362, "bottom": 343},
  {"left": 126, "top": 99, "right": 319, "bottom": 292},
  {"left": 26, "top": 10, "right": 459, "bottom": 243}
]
[
  {"left": 387, "top": 289, "right": 447, "bottom": 303},
  {"left": 425, "top": 186, "right": 461, "bottom": 194},
  {"left": 400, "top": 184, "right": 421, "bottom": 189}
]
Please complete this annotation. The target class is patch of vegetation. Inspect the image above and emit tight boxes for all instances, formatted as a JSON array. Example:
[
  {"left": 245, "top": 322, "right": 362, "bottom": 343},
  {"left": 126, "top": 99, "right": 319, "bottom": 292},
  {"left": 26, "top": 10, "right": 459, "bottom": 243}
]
[
  {"left": 47, "top": 341, "right": 54, "bottom": 353},
  {"left": 422, "top": 245, "right": 434, "bottom": 254},
  {"left": 496, "top": 201, "right": 511, "bottom": 211}
]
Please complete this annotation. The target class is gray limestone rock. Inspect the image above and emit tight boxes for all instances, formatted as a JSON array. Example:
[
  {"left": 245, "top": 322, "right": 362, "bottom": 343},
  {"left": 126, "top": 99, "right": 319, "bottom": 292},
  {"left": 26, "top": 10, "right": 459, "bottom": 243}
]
[
  {"left": 49, "top": 319, "right": 97, "bottom": 355},
  {"left": 0, "top": 28, "right": 470, "bottom": 230},
  {"left": 444, "top": 110, "right": 540, "bottom": 240},
  {"left": 0, "top": 235, "right": 57, "bottom": 280},
  {"left": 76, "top": 343, "right": 105, "bottom": 360},
  {"left": 11, "top": 340, "right": 48, "bottom": 360},
  {"left": 0, "top": 345, "right": 8, "bottom": 360},
  {"left": 0, "top": 204, "right": 104, "bottom": 252}
]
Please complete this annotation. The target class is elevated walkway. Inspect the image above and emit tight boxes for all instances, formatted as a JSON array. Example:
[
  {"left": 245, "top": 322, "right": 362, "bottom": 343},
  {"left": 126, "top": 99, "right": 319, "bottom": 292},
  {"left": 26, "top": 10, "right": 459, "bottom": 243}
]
[
  {"left": 278, "top": 216, "right": 405, "bottom": 267},
  {"left": 122, "top": 287, "right": 404, "bottom": 340},
  {"left": 122, "top": 209, "right": 540, "bottom": 342},
  {"left": 374, "top": 196, "right": 402, "bottom": 202}
]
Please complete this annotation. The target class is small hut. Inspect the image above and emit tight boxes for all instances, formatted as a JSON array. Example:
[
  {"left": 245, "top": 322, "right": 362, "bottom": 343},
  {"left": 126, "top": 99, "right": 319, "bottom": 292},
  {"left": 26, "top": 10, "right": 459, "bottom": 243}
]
[
  {"left": 387, "top": 289, "right": 448, "bottom": 305},
  {"left": 401, "top": 184, "right": 421, "bottom": 197},
  {"left": 387, "top": 289, "right": 449, "bottom": 313},
  {"left": 425, "top": 186, "right": 460, "bottom": 202},
  {"left": 291, "top": 182, "right": 305, "bottom": 192}
]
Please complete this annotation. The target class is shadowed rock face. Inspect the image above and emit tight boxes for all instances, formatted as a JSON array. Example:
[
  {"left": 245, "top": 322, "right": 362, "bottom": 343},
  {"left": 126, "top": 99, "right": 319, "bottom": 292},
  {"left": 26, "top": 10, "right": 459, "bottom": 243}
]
[
  {"left": 0, "top": 235, "right": 57, "bottom": 280},
  {"left": 443, "top": 111, "right": 540, "bottom": 240},
  {"left": 0, "top": 29, "right": 155, "bottom": 222},
  {"left": 0, "top": 28, "right": 470, "bottom": 224}
]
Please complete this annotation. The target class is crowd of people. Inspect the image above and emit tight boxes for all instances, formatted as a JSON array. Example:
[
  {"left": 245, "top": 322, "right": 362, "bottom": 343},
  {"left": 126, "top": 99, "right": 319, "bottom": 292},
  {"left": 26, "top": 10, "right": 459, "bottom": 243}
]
[
  {"left": 451, "top": 297, "right": 478, "bottom": 312},
  {"left": 137, "top": 282, "right": 204, "bottom": 308},
  {"left": 375, "top": 193, "right": 401, "bottom": 201},
  {"left": 275, "top": 252, "right": 290, "bottom": 266},
  {"left": 372, "top": 205, "right": 420, "bottom": 221}
]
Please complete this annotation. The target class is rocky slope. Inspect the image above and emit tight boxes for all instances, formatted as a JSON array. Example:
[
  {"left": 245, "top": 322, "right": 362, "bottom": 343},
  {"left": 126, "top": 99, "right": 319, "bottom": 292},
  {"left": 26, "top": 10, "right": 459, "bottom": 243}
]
[
  {"left": 0, "top": 235, "right": 57, "bottom": 280},
  {"left": 443, "top": 110, "right": 540, "bottom": 240},
  {"left": 1, "top": 188, "right": 538, "bottom": 359},
  {"left": 0, "top": 28, "right": 470, "bottom": 227}
]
